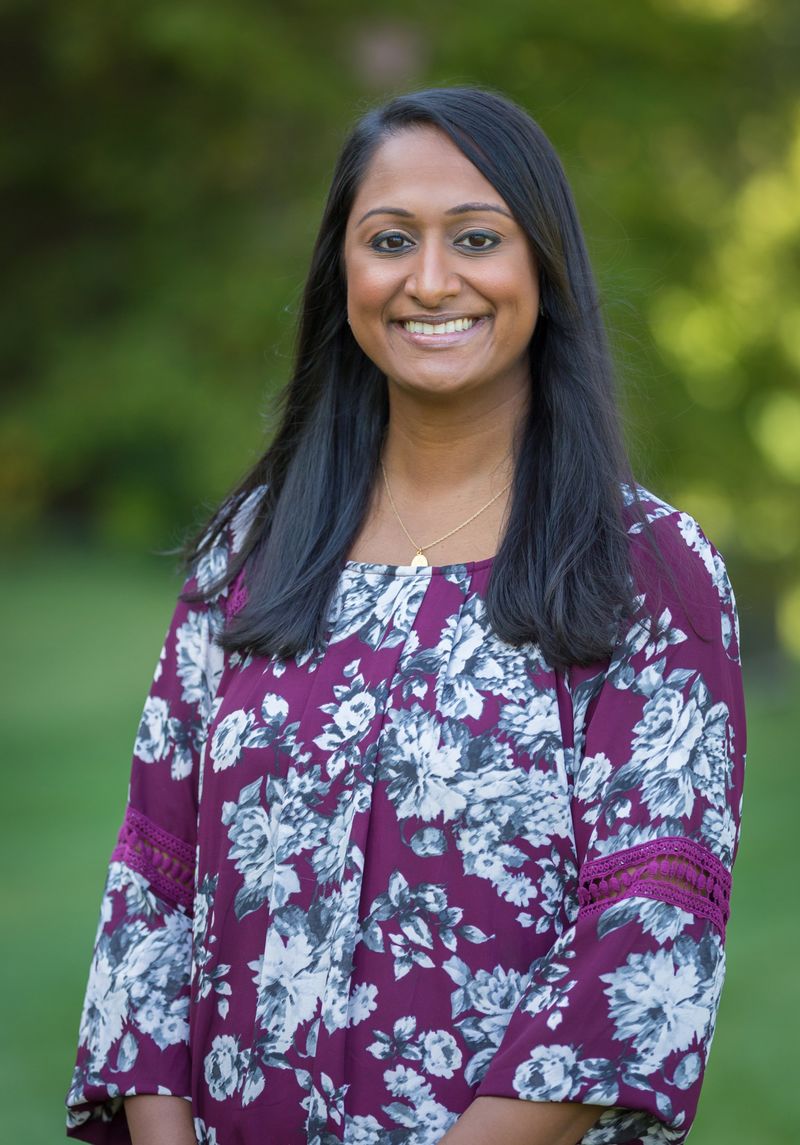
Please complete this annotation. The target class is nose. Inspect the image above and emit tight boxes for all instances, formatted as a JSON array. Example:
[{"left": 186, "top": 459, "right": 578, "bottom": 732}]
[{"left": 403, "top": 239, "right": 461, "bottom": 307}]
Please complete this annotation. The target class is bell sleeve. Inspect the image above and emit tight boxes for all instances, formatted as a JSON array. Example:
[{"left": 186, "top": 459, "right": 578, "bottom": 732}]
[
  {"left": 475, "top": 508, "right": 746, "bottom": 1144},
  {"left": 65, "top": 535, "right": 235, "bottom": 1143}
]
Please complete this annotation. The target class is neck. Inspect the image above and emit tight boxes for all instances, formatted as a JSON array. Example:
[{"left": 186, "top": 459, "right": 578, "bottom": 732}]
[{"left": 381, "top": 382, "right": 529, "bottom": 495}]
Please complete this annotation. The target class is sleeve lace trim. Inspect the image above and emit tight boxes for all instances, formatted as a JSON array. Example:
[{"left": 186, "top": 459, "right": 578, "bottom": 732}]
[
  {"left": 111, "top": 805, "right": 195, "bottom": 913},
  {"left": 577, "top": 836, "right": 731, "bottom": 936}
]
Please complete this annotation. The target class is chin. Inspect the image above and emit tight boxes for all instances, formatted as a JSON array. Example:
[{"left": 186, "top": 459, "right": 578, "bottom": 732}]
[
  {"left": 389, "top": 362, "right": 486, "bottom": 392},
  {"left": 392, "top": 374, "right": 476, "bottom": 396}
]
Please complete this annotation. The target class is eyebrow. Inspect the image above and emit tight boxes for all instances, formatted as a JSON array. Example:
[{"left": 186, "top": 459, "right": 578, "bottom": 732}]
[{"left": 355, "top": 202, "right": 514, "bottom": 226}]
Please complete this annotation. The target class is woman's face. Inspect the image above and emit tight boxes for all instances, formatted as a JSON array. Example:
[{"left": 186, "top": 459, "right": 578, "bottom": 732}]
[{"left": 343, "top": 126, "right": 540, "bottom": 404}]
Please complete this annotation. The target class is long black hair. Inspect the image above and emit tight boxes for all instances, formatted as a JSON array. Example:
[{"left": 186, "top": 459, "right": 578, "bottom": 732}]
[{"left": 185, "top": 85, "right": 646, "bottom": 667}]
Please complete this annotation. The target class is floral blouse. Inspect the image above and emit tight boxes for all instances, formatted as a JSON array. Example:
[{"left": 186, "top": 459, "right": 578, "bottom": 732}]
[{"left": 66, "top": 487, "right": 746, "bottom": 1145}]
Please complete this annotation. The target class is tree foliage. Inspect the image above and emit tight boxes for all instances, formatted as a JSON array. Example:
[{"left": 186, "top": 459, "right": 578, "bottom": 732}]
[{"left": 2, "top": 0, "right": 798, "bottom": 652}]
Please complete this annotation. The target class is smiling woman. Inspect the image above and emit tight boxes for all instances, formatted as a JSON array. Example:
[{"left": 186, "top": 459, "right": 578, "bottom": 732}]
[{"left": 65, "top": 88, "right": 745, "bottom": 1145}]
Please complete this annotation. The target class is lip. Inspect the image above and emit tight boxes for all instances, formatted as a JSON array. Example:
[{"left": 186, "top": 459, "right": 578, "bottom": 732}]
[
  {"left": 393, "top": 315, "right": 490, "bottom": 347},
  {"left": 395, "top": 314, "right": 488, "bottom": 323}
]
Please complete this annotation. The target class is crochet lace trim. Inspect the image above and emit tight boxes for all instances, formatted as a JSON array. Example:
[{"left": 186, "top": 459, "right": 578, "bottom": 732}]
[
  {"left": 577, "top": 836, "right": 731, "bottom": 936},
  {"left": 111, "top": 805, "right": 194, "bottom": 913}
]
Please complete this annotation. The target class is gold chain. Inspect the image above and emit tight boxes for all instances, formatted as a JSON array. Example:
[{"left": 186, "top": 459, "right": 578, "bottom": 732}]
[{"left": 380, "top": 459, "right": 512, "bottom": 568}]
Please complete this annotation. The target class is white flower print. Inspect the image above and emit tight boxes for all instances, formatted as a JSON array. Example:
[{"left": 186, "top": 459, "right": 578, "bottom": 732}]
[
  {"left": 607, "top": 607, "right": 688, "bottom": 686},
  {"left": 168, "top": 725, "right": 195, "bottom": 780},
  {"left": 69, "top": 862, "right": 192, "bottom": 1112},
  {"left": 415, "top": 1098, "right": 457, "bottom": 1138},
  {"left": 456, "top": 962, "right": 529, "bottom": 1018},
  {"left": 175, "top": 610, "right": 223, "bottom": 718},
  {"left": 314, "top": 675, "right": 380, "bottom": 776},
  {"left": 421, "top": 1030, "right": 462, "bottom": 1078},
  {"left": 442, "top": 957, "right": 531, "bottom": 1084},
  {"left": 344, "top": 1114, "right": 383, "bottom": 1144},
  {"left": 318, "top": 692, "right": 376, "bottom": 745},
  {"left": 455, "top": 825, "right": 531, "bottom": 905},
  {"left": 253, "top": 929, "right": 328, "bottom": 1052},
  {"left": 627, "top": 681, "right": 731, "bottom": 819},
  {"left": 601, "top": 940, "right": 722, "bottom": 1069},
  {"left": 222, "top": 776, "right": 304, "bottom": 919},
  {"left": 204, "top": 1035, "right": 244, "bottom": 1101},
  {"left": 329, "top": 569, "right": 429, "bottom": 649},
  {"left": 701, "top": 805, "right": 737, "bottom": 865},
  {"left": 230, "top": 486, "right": 264, "bottom": 554},
  {"left": 193, "top": 874, "right": 214, "bottom": 944},
  {"left": 262, "top": 692, "right": 289, "bottom": 724},
  {"left": 582, "top": 1109, "right": 660, "bottom": 1145},
  {"left": 676, "top": 514, "right": 715, "bottom": 582},
  {"left": 496, "top": 869, "right": 537, "bottom": 907},
  {"left": 211, "top": 709, "right": 254, "bottom": 772},
  {"left": 401, "top": 593, "right": 542, "bottom": 722},
  {"left": 322, "top": 962, "right": 354, "bottom": 1035},
  {"left": 520, "top": 766, "right": 573, "bottom": 847},
  {"left": 137, "top": 995, "right": 188, "bottom": 1049},
  {"left": 453, "top": 743, "right": 520, "bottom": 826},
  {"left": 135, "top": 696, "right": 170, "bottom": 762},
  {"left": 634, "top": 687, "right": 703, "bottom": 776},
  {"left": 435, "top": 611, "right": 493, "bottom": 719},
  {"left": 312, "top": 798, "right": 356, "bottom": 884},
  {"left": 193, "top": 1117, "right": 220, "bottom": 1145},
  {"left": 598, "top": 898, "right": 694, "bottom": 945},
  {"left": 514, "top": 1043, "right": 579, "bottom": 1101},
  {"left": 497, "top": 690, "right": 563, "bottom": 764},
  {"left": 78, "top": 940, "right": 130, "bottom": 1061},
  {"left": 453, "top": 755, "right": 570, "bottom": 905},
  {"left": 174, "top": 612, "right": 207, "bottom": 705},
  {"left": 384, "top": 1063, "right": 428, "bottom": 1100},
  {"left": 195, "top": 540, "right": 229, "bottom": 594},
  {"left": 575, "top": 753, "right": 613, "bottom": 806},
  {"left": 348, "top": 982, "right": 378, "bottom": 1026},
  {"left": 517, "top": 952, "right": 575, "bottom": 1031},
  {"left": 381, "top": 706, "right": 467, "bottom": 822},
  {"left": 153, "top": 642, "right": 165, "bottom": 683},
  {"left": 535, "top": 849, "right": 577, "bottom": 935}
]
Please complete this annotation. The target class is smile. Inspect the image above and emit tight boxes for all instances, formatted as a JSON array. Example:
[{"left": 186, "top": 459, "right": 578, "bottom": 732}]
[{"left": 400, "top": 317, "right": 483, "bottom": 335}]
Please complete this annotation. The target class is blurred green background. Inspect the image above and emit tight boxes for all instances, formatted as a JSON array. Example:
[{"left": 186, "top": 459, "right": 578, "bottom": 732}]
[{"left": 1, "top": 0, "right": 798, "bottom": 1141}]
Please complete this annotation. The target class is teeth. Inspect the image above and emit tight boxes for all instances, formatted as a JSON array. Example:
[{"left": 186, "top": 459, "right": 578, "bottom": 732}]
[{"left": 403, "top": 317, "right": 478, "bottom": 335}]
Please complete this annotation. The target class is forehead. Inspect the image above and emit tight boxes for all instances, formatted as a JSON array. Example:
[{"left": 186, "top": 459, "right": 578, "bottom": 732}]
[{"left": 348, "top": 126, "right": 505, "bottom": 218}]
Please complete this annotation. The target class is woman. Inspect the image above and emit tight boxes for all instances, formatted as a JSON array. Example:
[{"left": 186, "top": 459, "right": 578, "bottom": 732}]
[{"left": 66, "top": 87, "right": 746, "bottom": 1145}]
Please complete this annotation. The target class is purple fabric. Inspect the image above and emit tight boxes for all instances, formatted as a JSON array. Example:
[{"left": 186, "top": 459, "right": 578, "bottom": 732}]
[{"left": 65, "top": 488, "right": 746, "bottom": 1145}]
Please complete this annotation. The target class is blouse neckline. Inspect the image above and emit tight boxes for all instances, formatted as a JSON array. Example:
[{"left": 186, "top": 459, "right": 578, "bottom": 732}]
[{"left": 343, "top": 555, "right": 496, "bottom": 577}]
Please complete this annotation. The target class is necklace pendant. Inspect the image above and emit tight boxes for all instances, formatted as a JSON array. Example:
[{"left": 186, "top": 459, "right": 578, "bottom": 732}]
[{"left": 410, "top": 550, "right": 429, "bottom": 569}]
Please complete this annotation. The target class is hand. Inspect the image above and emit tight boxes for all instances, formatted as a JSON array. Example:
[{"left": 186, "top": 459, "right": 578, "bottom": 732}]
[{"left": 437, "top": 1095, "right": 604, "bottom": 1145}]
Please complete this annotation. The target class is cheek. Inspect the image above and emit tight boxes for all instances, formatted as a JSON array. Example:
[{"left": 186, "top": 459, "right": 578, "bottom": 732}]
[
  {"left": 495, "top": 272, "right": 539, "bottom": 330},
  {"left": 479, "top": 257, "right": 537, "bottom": 304},
  {"left": 348, "top": 278, "right": 383, "bottom": 314},
  {"left": 345, "top": 255, "right": 395, "bottom": 317}
]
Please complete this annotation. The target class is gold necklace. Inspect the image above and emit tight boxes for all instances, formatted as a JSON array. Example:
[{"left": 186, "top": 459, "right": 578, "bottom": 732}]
[{"left": 380, "top": 459, "right": 512, "bottom": 568}]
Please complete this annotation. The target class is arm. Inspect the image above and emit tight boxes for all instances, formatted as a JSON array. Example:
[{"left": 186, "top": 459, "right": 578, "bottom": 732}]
[
  {"left": 460, "top": 509, "right": 745, "bottom": 1144},
  {"left": 440, "top": 1095, "right": 603, "bottom": 1145},
  {"left": 125, "top": 1096, "right": 197, "bottom": 1145},
  {"left": 66, "top": 530, "right": 233, "bottom": 1141}
]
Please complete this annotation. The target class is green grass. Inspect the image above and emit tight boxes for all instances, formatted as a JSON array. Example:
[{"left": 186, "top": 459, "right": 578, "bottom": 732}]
[
  {"left": 0, "top": 546, "right": 181, "bottom": 1145},
  {"left": 0, "top": 546, "right": 795, "bottom": 1143}
]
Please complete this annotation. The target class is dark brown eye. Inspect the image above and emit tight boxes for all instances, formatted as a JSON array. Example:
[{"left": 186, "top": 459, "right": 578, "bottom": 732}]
[
  {"left": 457, "top": 231, "right": 499, "bottom": 251},
  {"left": 372, "top": 233, "right": 412, "bottom": 252}
]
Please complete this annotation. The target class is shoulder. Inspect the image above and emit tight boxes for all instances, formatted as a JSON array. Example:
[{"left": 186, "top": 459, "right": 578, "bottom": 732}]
[
  {"left": 190, "top": 484, "right": 267, "bottom": 599},
  {"left": 623, "top": 483, "right": 741, "bottom": 665}
]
